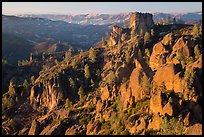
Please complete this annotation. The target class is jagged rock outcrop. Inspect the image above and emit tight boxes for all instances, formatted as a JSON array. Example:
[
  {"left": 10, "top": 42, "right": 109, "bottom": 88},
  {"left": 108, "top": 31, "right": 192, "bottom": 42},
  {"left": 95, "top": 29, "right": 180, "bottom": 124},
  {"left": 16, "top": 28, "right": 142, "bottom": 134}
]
[
  {"left": 148, "top": 114, "right": 162, "bottom": 130},
  {"left": 173, "top": 72, "right": 184, "bottom": 93},
  {"left": 86, "top": 119, "right": 101, "bottom": 135},
  {"left": 149, "top": 42, "right": 169, "bottom": 71},
  {"left": 108, "top": 25, "right": 130, "bottom": 46},
  {"left": 108, "top": 12, "right": 154, "bottom": 47},
  {"left": 167, "top": 36, "right": 193, "bottom": 62},
  {"left": 129, "top": 12, "right": 154, "bottom": 35},
  {"left": 153, "top": 63, "right": 182, "bottom": 91},
  {"left": 129, "top": 68, "right": 147, "bottom": 102},
  {"left": 129, "top": 117, "right": 146, "bottom": 134},
  {"left": 161, "top": 32, "right": 174, "bottom": 46},
  {"left": 30, "top": 74, "right": 69, "bottom": 111},
  {"left": 149, "top": 90, "right": 163, "bottom": 114},
  {"left": 184, "top": 124, "right": 202, "bottom": 135},
  {"left": 161, "top": 102, "right": 173, "bottom": 116},
  {"left": 119, "top": 82, "right": 132, "bottom": 108},
  {"left": 100, "top": 85, "right": 110, "bottom": 101}
]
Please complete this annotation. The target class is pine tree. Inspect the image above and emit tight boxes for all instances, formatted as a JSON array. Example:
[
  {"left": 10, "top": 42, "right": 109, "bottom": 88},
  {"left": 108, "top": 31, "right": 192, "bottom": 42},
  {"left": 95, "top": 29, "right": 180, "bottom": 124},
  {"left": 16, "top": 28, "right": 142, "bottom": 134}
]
[
  {"left": 141, "top": 74, "right": 151, "bottom": 97},
  {"left": 125, "top": 50, "right": 131, "bottom": 64},
  {"left": 30, "top": 76, "right": 35, "bottom": 85},
  {"left": 193, "top": 24, "right": 199, "bottom": 38},
  {"left": 78, "top": 86, "right": 86, "bottom": 102},
  {"left": 199, "top": 25, "right": 202, "bottom": 36},
  {"left": 101, "top": 37, "right": 107, "bottom": 46},
  {"left": 84, "top": 64, "right": 91, "bottom": 79},
  {"left": 23, "top": 79, "right": 29, "bottom": 95},
  {"left": 65, "top": 98, "right": 72, "bottom": 110},
  {"left": 65, "top": 50, "right": 71, "bottom": 61},
  {"left": 123, "top": 19, "right": 127, "bottom": 28},
  {"left": 131, "top": 27, "right": 135, "bottom": 39},
  {"left": 106, "top": 70, "right": 115, "bottom": 85},
  {"left": 158, "top": 18, "right": 163, "bottom": 24},
  {"left": 140, "top": 28, "right": 143, "bottom": 36},
  {"left": 144, "top": 32, "right": 151, "bottom": 45},
  {"left": 145, "top": 48, "right": 151, "bottom": 65},
  {"left": 71, "top": 59, "right": 77, "bottom": 69},
  {"left": 194, "top": 45, "right": 201, "bottom": 59},
  {"left": 90, "top": 79, "right": 95, "bottom": 88},
  {"left": 54, "top": 59, "right": 59, "bottom": 65},
  {"left": 173, "top": 17, "right": 177, "bottom": 24},
  {"left": 166, "top": 16, "right": 170, "bottom": 24},
  {"left": 89, "top": 47, "right": 97, "bottom": 62},
  {"left": 137, "top": 49, "right": 143, "bottom": 60},
  {"left": 150, "top": 29, "right": 154, "bottom": 36}
]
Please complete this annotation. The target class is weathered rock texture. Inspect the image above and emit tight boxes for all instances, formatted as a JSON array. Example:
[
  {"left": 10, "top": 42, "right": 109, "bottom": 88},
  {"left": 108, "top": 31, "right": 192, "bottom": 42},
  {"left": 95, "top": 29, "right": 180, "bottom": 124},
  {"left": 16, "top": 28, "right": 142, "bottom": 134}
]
[{"left": 129, "top": 12, "right": 154, "bottom": 34}]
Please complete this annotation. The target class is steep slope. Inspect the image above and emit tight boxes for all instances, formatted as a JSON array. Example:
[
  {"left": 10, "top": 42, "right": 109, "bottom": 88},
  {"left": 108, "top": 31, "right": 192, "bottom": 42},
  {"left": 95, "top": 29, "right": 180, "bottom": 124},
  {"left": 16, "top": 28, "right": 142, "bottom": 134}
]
[
  {"left": 2, "top": 32, "right": 33, "bottom": 65},
  {"left": 2, "top": 15, "right": 112, "bottom": 65}
]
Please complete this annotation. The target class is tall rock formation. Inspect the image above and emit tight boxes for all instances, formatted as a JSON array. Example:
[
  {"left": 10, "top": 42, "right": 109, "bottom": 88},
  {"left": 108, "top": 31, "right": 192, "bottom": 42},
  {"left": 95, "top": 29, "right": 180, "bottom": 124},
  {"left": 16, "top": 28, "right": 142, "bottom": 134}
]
[
  {"left": 108, "top": 12, "right": 154, "bottom": 46},
  {"left": 129, "top": 12, "right": 154, "bottom": 35}
]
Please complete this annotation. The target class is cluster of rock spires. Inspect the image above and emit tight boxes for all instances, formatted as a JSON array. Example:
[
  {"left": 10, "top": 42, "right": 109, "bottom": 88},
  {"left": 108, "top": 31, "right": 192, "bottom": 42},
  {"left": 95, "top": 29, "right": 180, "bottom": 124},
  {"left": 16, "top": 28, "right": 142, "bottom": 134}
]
[
  {"left": 108, "top": 12, "right": 154, "bottom": 46},
  {"left": 2, "top": 12, "right": 202, "bottom": 135}
]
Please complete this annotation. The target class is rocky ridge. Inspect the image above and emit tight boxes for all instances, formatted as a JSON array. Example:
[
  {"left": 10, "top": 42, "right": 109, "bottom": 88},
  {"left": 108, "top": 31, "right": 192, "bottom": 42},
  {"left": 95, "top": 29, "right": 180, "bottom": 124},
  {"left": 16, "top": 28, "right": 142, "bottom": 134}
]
[{"left": 2, "top": 12, "right": 202, "bottom": 135}]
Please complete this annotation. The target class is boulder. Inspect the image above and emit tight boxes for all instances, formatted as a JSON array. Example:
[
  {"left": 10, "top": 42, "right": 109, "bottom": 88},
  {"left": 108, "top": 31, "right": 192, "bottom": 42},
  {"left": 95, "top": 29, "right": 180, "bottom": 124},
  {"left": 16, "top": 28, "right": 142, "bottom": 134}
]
[
  {"left": 96, "top": 100, "right": 103, "bottom": 113},
  {"left": 153, "top": 63, "right": 181, "bottom": 91},
  {"left": 162, "top": 102, "right": 173, "bottom": 116},
  {"left": 149, "top": 90, "right": 163, "bottom": 115},
  {"left": 103, "top": 110, "right": 112, "bottom": 122},
  {"left": 86, "top": 119, "right": 101, "bottom": 135},
  {"left": 148, "top": 114, "right": 162, "bottom": 130},
  {"left": 135, "top": 117, "right": 146, "bottom": 131},
  {"left": 183, "top": 112, "right": 190, "bottom": 126},
  {"left": 149, "top": 42, "right": 169, "bottom": 71},
  {"left": 126, "top": 114, "right": 139, "bottom": 130},
  {"left": 56, "top": 109, "right": 69, "bottom": 120},
  {"left": 65, "top": 126, "right": 77, "bottom": 135},
  {"left": 129, "top": 68, "right": 146, "bottom": 101},
  {"left": 115, "top": 64, "right": 132, "bottom": 84},
  {"left": 161, "top": 33, "right": 173, "bottom": 46},
  {"left": 185, "top": 124, "right": 202, "bottom": 135},
  {"left": 173, "top": 72, "right": 184, "bottom": 93},
  {"left": 172, "top": 36, "right": 193, "bottom": 57},
  {"left": 119, "top": 82, "right": 131, "bottom": 108},
  {"left": 129, "top": 117, "right": 146, "bottom": 134},
  {"left": 100, "top": 86, "right": 110, "bottom": 101}
]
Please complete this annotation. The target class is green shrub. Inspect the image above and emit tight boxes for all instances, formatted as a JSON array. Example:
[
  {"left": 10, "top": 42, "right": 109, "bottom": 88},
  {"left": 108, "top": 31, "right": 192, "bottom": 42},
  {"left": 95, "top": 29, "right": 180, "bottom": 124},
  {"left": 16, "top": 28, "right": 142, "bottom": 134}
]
[
  {"left": 159, "top": 117, "right": 184, "bottom": 135},
  {"left": 140, "top": 74, "right": 151, "bottom": 97},
  {"left": 65, "top": 50, "right": 72, "bottom": 61},
  {"left": 84, "top": 64, "right": 91, "bottom": 79},
  {"left": 89, "top": 47, "right": 97, "bottom": 62},
  {"left": 106, "top": 70, "right": 115, "bottom": 85},
  {"left": 184, "top": 69, "right": 195, "bottom": 90},
  {"left": 65, "top": 98, "right": 72, "bottom": 110},
  {"left": 78, "top": 86, "right": 86, "bottom": 102}
]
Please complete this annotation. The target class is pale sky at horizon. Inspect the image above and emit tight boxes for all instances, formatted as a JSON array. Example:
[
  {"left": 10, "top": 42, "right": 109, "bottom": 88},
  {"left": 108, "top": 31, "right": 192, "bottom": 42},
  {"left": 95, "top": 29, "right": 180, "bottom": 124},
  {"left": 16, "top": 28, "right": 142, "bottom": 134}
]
[{"left": 2, "top": 2, "right": 202, "bottom": 15}]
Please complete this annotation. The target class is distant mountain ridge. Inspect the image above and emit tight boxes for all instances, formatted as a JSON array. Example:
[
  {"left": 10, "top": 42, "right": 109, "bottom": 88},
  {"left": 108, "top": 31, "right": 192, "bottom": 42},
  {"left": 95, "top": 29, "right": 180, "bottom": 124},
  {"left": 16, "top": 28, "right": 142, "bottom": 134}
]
[
  {"left": 17, "top": 11, "right": 202, "bottom": 25},
  {"left": 2, "top": 15, "right": 112, "bottom": 65}
]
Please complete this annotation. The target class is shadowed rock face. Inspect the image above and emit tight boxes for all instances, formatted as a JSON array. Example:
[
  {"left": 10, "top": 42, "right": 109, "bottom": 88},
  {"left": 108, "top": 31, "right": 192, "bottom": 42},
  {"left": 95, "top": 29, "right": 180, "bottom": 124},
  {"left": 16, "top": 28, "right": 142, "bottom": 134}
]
[{"left": 129, "top": 12, "right": 154, "bottom": 34}]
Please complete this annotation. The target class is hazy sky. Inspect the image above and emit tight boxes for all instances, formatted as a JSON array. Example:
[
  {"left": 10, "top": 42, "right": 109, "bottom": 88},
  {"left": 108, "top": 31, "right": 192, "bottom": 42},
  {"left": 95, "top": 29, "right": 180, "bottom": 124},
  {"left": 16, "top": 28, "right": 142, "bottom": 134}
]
[{"left": 2, "top": 2, "right": 202, "bottom": 15}]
